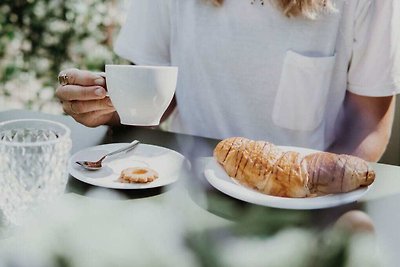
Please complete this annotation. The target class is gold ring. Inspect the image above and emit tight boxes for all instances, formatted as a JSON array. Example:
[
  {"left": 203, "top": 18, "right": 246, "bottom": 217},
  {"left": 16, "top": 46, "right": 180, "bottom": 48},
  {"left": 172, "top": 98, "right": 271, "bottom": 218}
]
[{"left": 58, "top": 73, "right": 69, "bottom": 86}]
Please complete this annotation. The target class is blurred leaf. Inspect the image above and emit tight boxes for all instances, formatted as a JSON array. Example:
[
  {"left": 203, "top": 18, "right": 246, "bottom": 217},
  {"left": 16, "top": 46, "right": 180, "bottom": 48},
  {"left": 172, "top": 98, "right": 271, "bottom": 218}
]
[
  {"left": 186, "top": 231, "right": 224, "bottom": 267},
  {"left": 233, "top": 206, "right": 311, "bottom": 236},
  {"left": 53, "top": 254, "right": 72, "bottom": 267},
  {"left": 307, "top": 229, "right": 350, "bottom": 267}
]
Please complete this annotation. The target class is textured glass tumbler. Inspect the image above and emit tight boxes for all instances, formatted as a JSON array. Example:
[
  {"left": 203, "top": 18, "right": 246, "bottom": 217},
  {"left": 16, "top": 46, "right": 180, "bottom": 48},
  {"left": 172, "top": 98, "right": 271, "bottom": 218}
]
[{"left": 0, "top": 119, "right": 72, "bottom": 225}]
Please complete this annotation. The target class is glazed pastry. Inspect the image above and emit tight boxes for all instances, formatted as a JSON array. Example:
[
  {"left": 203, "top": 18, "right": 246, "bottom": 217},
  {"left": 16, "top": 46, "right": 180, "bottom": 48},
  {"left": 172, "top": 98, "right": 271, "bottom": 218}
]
[
  {"left": 304, "top": 152, "right": 375, "bottom": 195},
  {"left": 214, "top": 137, "right": 310, "bottom": 197},
  {"left": 213, "top": 137, "right": 375, "bottom": 198}
]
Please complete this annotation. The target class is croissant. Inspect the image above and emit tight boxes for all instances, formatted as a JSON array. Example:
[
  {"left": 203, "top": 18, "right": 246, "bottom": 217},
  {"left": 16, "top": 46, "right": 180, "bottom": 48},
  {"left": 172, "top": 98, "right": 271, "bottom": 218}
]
[
  {"left": 213, "top": 137, "right": 375, "bottom": 198},
  {"left": 304, "top": 152, "right": 375, "bottom": 195}
]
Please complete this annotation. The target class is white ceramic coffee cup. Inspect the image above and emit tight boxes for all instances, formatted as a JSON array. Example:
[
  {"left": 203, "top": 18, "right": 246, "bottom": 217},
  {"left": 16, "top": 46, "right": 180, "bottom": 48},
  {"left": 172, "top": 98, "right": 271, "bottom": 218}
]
[{"left": 105, "top": 65, "right": 178, "bottom": 126}]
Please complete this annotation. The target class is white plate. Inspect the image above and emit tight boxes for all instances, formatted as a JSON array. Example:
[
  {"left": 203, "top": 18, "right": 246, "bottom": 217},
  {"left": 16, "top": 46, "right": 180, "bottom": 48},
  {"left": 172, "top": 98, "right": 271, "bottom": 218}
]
[
  {"left": 68, "top": 143, "right": 187, "bottom": 189},
  {"left": 204, "top": 146, "right": 370, "bottom": 210}
]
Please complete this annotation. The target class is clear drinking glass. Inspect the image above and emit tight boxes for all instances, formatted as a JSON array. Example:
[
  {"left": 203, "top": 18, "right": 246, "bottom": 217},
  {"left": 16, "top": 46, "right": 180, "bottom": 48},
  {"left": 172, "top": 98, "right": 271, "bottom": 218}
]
[{"left": 0, "top": 119, "right": 72, "bottom": 225}]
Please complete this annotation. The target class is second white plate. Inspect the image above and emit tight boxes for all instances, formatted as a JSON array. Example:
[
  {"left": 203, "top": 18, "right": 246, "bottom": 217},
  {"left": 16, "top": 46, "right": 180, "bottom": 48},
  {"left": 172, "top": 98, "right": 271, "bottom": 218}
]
[
  {"left": 204, "top": 146, "right": 370, "bottom": 210},
  {"left": 69, "top": 143, "right": 187, "bottom": 189}
]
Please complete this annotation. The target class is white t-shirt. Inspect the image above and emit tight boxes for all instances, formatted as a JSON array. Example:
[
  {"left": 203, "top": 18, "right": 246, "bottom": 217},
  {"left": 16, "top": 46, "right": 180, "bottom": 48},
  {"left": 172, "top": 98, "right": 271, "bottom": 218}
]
[{"left": 114, "top": 0, "right": 400, "bottom": 150}]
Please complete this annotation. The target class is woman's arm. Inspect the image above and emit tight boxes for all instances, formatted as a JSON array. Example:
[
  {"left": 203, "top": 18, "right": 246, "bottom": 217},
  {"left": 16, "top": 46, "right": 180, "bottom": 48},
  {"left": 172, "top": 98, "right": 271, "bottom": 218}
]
[{"left": 328, "top": 91, "right": 396, "bottom": 162}]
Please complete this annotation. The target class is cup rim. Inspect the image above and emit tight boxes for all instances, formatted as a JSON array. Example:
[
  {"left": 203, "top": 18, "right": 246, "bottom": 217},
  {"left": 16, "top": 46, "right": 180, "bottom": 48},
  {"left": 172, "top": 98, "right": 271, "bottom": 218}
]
[
  {"left": 105, "top": 64, "right": 178, "bottom": 70},
  {"left": 0, "top": 119, "right": 71, "bottom": 147}
]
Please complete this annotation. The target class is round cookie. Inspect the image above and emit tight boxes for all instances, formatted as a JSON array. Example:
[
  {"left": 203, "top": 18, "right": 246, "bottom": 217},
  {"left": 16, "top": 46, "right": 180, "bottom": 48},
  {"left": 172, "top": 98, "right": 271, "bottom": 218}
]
[{"left": 118, "top": 167, "right": 159, "bottom": 183}]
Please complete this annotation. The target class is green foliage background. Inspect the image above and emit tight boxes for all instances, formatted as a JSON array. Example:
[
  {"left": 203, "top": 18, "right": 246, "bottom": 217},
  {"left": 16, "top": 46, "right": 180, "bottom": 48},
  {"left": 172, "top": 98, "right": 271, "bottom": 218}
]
[{"left": 0, "top": 0, "right": 127, "bottom": 113}]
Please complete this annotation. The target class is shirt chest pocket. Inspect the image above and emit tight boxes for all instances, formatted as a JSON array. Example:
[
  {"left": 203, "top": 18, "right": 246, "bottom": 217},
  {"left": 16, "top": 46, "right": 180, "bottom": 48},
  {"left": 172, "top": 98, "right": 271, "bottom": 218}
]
[{"left": 272, "top": 50, "right": 336, "bottom": 131}]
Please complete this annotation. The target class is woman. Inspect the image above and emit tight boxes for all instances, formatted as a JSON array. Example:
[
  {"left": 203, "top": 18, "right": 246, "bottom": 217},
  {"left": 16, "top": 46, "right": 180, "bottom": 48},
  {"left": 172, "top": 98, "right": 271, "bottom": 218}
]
[{"left": 56, "top": 0, "right": 400, "bottom": 161}]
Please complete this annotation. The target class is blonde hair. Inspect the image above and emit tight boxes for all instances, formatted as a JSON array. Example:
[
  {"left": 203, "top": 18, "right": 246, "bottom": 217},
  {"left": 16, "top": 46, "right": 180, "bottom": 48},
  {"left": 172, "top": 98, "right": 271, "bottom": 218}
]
[{"left": 209, "top": 0, "right": 334, "bottom": 19}]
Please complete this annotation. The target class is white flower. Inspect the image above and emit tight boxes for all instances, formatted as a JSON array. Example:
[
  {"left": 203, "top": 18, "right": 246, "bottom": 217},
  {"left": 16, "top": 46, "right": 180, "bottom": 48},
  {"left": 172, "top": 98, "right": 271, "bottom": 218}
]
[
  {"left": 47, "top": 19, "right": 70, "bottom": 34},
  {"left": 0, "top": 5, "right": 11, "bottom": 14},
  {"left": 6, "top": 36, "right": 24, "bottom": 57},
  {"left": 4, "top": 72, "right": 41, "bottom": 102},
  {"left": 34, "top": 58, "right": 51, "bottom": 73},
  {"left": 42, "top": 32, "right": 60, "bottom": 46},
  {"left": 33, "top": 1, "right": 47, "bottom": 19}
]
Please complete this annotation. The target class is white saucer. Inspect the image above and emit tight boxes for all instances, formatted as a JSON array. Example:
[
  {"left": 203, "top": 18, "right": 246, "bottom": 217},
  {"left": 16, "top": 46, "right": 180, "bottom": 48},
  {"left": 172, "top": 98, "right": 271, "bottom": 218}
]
[{"left": 68, "top": 143, "right": 187, "bottom": 189}]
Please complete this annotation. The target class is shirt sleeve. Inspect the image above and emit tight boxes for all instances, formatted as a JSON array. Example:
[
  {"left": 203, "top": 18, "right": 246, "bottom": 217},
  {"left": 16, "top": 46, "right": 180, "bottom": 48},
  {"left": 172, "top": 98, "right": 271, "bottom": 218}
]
[
  {"left": 113, "top": 0, "right": 172, "bottom": 66},
  {"left": 347, "top": 0, "right": 400, "bottom": 96}
]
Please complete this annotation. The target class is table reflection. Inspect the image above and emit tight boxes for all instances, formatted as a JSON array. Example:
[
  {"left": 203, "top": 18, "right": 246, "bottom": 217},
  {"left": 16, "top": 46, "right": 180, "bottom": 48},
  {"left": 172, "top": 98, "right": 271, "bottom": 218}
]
[{"left": 0, "top": 110, "right": 399, "bottom": 267}]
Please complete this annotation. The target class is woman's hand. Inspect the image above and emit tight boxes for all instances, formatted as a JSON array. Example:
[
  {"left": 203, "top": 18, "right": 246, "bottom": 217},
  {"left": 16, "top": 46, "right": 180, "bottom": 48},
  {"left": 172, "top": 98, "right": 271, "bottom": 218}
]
[{"left": 56, "top": 68, "right": 120, "bottom": 127}]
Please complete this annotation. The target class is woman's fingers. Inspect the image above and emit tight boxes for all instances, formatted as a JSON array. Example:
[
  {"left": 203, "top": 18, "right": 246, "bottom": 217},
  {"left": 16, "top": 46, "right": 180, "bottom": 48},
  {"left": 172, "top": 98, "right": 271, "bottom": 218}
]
[
  {"left": 56, "top": 68, "right": 116, "bottom": 127},
  {"left": 62, "top": 97, "right": 114, "bottom": 115},
  {"left": 58, "top": 68, "right": 106, "bottom": 87},
  {"left": 56, "top": 68, "right": 107, "bottom": 102},
  {"left": 56, "top": 85, "right": 107, "bottom": 101}
]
